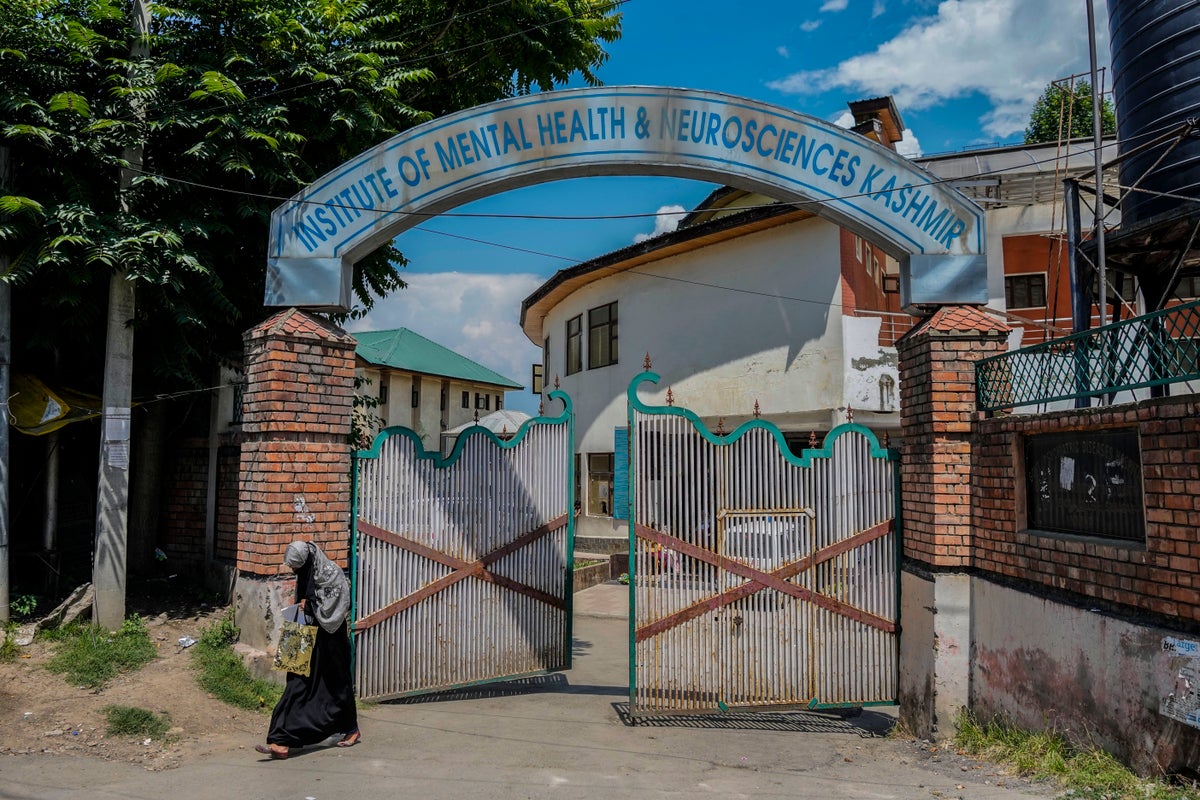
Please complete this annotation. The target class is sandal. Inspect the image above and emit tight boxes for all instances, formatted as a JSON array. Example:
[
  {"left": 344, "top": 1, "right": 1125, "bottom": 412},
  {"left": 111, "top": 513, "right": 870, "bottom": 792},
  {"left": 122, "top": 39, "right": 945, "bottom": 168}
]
[
  {"left": 255, "top": 743, "right": 290, "bottom": 759},
  {"left": 337, "top": 728, "right": 361, "bottom": 747}
]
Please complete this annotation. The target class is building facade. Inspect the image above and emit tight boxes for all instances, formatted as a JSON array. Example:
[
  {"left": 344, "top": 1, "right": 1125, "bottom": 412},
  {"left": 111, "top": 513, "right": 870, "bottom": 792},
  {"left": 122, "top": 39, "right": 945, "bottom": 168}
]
[
  {"left": 519, "top": 102, "right": 1151, "bottom": 542},
  {"left": 352, "top": 328, "right": 522, "bottom": 451}
]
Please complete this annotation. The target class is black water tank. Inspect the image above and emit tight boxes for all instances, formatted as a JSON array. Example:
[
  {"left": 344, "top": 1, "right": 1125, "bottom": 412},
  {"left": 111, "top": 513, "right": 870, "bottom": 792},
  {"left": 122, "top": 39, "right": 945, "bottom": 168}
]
[{"left": 1108, "top": 0, "right": 1200, "bottom": 226}]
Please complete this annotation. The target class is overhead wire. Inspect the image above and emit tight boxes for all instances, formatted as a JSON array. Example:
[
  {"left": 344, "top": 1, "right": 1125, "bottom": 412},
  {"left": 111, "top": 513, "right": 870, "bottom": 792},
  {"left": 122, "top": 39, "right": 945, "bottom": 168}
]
[
  {"left": 127, "top": 120, "right": 1186, "bottom": 225},
  {"left": 117, "top": 119, "right": 1200, "bottom": 315}
]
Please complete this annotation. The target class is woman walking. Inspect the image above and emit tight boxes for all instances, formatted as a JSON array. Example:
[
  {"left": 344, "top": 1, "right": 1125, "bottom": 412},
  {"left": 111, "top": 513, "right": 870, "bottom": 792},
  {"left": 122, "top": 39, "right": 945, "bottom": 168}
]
[{"left": 256, "top": 540, "right": 360, "bottom": 759}]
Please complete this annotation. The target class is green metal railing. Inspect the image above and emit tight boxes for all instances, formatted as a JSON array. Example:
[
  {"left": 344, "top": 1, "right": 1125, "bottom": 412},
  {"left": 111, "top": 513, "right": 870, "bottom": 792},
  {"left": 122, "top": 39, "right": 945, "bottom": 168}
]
[{"left": 977, "top": 299, "right": 1200, "bottom": 412}]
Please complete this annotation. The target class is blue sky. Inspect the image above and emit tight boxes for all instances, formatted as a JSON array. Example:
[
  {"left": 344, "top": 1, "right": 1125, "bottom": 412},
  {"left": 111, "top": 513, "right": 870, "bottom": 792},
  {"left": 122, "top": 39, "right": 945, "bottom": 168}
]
[{"left": 350, "top": 0, "right": 1112, "bottom": 415}]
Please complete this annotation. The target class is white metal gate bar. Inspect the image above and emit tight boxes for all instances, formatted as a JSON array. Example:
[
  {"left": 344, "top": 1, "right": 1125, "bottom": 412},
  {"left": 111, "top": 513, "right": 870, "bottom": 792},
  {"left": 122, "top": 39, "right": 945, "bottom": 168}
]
[
  {"left": 353, "top": 407, "right": 572, "bottom": 703},
  {"left": 627, "top": 371, "right": 897, "bottom": 717}
]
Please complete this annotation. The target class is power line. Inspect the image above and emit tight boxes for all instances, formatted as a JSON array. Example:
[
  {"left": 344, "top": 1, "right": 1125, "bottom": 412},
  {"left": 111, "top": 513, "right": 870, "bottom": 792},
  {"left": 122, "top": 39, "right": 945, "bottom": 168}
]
[{"left": 128, "top": 120, "right": 1187, "bottom": 226}]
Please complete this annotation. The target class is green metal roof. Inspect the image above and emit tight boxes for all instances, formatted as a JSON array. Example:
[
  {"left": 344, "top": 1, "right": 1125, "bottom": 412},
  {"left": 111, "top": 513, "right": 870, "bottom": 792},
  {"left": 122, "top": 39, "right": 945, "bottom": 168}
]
[{"left": 354, "top": 328, "right": 522, "bottom": 390}]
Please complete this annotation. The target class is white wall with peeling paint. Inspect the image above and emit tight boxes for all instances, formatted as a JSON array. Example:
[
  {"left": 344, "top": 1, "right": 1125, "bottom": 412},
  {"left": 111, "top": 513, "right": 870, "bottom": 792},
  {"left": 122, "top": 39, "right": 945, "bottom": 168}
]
[{"left": 542, "top": 216, "right": 848, "bottom": 458}]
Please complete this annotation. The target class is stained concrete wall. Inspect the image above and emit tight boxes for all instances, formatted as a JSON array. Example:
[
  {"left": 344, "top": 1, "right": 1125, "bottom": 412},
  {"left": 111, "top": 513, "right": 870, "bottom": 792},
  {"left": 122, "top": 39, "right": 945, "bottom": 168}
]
[
  {"left": 971, "top": 576, "right": 1200, "bottom": 775},
  {"left": 900, "top": 568, "right": 972, "bottom": 739}
]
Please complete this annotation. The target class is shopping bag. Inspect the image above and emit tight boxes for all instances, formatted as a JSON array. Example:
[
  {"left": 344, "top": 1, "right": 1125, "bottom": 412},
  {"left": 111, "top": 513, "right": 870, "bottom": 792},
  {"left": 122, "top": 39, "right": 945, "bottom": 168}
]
[{"left": 272, "top": 603, "right": 318, "bottom": 676}]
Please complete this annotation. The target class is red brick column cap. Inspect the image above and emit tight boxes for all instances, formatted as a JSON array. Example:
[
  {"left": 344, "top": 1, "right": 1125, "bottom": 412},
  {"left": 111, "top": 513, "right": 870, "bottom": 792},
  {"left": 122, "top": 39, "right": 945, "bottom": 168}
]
[
  {"left": 245, "top": 308, "right": 357, "bottom": 346},
  {"left": 901, "top": 305, "right": 1011, "bottom": 343}
]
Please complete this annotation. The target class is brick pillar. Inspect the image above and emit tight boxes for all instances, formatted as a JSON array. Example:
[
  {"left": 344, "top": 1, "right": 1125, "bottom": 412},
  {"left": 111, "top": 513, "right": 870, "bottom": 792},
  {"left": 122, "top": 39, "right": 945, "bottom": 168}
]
[
  {"left": 896, "top": 305, "right": 1009, "bottom": 740},
  {"left": 233, "top": 309, "right": 356, "bottom": 656}
]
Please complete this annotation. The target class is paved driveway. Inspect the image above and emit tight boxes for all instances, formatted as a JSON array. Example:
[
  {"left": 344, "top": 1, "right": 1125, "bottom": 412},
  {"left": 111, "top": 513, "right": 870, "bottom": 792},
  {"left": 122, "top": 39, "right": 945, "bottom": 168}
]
[{"left": 0, "top": 585, "right": 1054, "bottom": 800}]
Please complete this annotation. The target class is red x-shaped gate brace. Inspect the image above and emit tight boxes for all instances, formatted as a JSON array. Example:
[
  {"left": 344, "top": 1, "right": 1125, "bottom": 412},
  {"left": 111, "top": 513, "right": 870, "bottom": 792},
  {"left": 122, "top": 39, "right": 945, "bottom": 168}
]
[
  {"left": 353, "top": 514, "right": 570, "bottom": 632},
  {"left": 634, "top": 519, "right": 895, "bottom": 643}
]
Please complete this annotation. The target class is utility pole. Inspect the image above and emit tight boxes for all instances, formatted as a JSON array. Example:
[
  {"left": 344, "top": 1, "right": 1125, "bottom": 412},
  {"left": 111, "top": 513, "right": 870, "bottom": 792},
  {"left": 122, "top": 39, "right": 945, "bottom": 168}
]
[
  {"left": 93, "top": 0, "right": 149, "bottom": 630},
  {"left": 0, "top": 146, "right": 10, "bottom": 624},
  {"left": 1087, "top": 0, "right": 1108, "bottom": 327}
]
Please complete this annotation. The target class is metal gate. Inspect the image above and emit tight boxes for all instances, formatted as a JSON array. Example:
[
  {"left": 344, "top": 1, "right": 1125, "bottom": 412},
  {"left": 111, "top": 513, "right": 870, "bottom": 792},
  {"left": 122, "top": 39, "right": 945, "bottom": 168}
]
[
  {"left": 627, "top": 372, "right": 898, "bottom": 717},
  {"left": 352, "top": 399, "right": 573, "bottom": 702}
]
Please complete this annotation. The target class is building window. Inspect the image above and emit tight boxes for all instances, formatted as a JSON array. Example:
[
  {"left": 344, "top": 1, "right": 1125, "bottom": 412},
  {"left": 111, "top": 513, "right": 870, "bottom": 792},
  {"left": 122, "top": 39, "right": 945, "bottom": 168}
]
[
  {"left": 495, "top": 395, "right": 502, "bottom": 410},
  {"left": 379, "top": 378, "right": 389, "bottom": 404},
  {"left": 461, "top": 391, "right": 470, "bottom": 409},
  {"left": 411, "top": 379, "right": 420, "bottom": 409},
  {"left": 1178, "top": 275, "right": 1200, "bottom": 299},
  {"left": 566, "top": 316, "right": 582, "bottom": 375},
  {"left": 474, "top": 393, "right": 490, "bottom": 411},
  {"left": 882, "top": 275, "right": 900, "bottom": 294},
  {"left": 1005, "top": 273, "right": 1047, "bottom": 309},
  {"left": 531, "top": 363, "right": 543, "bottom": 395},
  {"left": 440, "top": 385, "right": 448, "bottom": 411},
  {"left": 587, "top": 453, "right": 615, "bottom": 517},
  {"left": 588, "top": 301, "right": 618, "bottom": 369},
  {"left": 232, "top": 378, "right": 245, "bottom": 425},
  {"left": 1024, "top": 429, "right": 1144, "bottom": 542}
]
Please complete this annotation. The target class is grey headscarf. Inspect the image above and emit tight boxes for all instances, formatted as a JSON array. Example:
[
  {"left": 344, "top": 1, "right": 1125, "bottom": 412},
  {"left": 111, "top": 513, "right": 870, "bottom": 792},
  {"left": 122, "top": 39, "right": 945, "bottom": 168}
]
[{"left": 285, "top": 541, "right": 351, "bottom": 634}]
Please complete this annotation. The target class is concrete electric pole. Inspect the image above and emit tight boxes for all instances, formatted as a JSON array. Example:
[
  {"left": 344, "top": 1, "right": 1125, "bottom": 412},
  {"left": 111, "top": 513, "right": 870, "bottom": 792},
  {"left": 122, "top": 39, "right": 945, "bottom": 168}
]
[{"left": 93, "top": 0, "right": 150, "bottom": 630}]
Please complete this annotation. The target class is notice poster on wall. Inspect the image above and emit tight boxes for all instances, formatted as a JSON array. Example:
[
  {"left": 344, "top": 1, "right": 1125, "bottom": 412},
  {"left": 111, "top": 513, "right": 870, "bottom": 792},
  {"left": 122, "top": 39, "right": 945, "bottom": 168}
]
[{"left": 1159, "top": 636, "right": 1200, "bottom": 729}]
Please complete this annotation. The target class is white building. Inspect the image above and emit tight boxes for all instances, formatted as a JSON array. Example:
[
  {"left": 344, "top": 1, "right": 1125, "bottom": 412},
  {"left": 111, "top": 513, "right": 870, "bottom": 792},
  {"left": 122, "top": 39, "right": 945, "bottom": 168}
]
[
  {"left": 519, "top": 98, "right": 1118, "bottom": 542},
  {"left": 353, "top": 328, "right": 522, "bottom": 451}
]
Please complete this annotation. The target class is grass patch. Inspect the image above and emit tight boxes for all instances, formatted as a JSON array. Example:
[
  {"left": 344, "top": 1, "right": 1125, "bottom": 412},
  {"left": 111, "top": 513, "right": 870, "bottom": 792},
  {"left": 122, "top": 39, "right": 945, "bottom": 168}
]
[
  {"left": 104, "top": 705, "right": 172, "bottom": 740},
  {"left": 191, "top": 609, "right": 282, "bottom": 712},
  {"left": 954, "top": 710, "right": 1200, "bottom": 800},
  {"left": 44, "top": 616, "right": 157, "bottom": 689},
  {"left": 1, "top": 625, "right": 20, "bottom": 663}
]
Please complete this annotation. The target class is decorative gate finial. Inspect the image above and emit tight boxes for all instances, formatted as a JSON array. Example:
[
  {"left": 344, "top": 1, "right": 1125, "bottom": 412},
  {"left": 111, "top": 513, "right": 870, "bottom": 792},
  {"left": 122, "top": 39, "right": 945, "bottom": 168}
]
[
  {"left": 846, "top": 405, "right": 854, "bottom": 422},
  {"left": 753, "top": 399, "right": 761, "bottom": 419},
  {"left": 716, "top": 417, "right": 726, "bottom": 436},
  {"left": 474, "top": 409, "right": 479, "bottom": 423},
  {"left": 643, "top": 352, "right": 652, "bottom": 371},
  {"left": 809, "top": 430, "right": 818, "bottom": 448},
  {"left": 554, "top": 374, "right": 561, "bottom": 390},
  {"left": 666, "top": 387, "right": 674, "bottom": 407},
  {"left": 883, "top": 430, "right": 891, "bottom": 447}
]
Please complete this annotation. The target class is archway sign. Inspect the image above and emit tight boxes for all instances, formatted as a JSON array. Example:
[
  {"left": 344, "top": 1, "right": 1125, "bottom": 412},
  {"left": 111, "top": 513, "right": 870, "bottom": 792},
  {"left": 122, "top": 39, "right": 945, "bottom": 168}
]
[{"left": 267, "top": 87, "right": 986, "bottom": 312}]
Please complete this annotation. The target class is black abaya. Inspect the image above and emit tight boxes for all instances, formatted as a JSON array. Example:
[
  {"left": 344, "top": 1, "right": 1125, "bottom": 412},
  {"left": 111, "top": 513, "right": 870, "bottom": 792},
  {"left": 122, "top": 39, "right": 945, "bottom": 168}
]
[{"left": 267, "top": 562, "right": 358, "bottom": 748}]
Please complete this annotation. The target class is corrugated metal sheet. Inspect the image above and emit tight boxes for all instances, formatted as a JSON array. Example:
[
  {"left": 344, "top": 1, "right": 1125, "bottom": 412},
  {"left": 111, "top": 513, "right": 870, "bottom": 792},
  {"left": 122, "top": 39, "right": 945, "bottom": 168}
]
[
  {"left": 353, "top": 418, "right": 571, "bottom": 702},
  {"left": 629, "top": 379, "right": 897, "bottom": 717}
]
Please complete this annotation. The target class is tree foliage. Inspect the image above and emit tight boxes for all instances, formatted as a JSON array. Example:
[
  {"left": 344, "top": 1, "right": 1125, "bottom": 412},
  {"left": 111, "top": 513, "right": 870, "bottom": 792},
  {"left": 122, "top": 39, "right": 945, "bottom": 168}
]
[
  {"left": 1023, "top": 80, "right": 1116, "bottom": 145},
  {"left": 0, "top": 0, "right": 621, "bottom": 393}
]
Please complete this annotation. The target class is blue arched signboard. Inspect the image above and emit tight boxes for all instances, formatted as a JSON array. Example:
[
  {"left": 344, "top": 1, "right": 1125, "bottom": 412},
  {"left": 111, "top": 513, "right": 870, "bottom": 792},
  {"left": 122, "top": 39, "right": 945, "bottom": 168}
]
[{"left": 267, "top": 86, "right": 986, "bottom": 312}]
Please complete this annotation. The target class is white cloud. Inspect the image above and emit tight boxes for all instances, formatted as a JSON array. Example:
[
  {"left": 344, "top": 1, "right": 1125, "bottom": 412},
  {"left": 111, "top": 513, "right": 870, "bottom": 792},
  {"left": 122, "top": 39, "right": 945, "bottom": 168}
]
[
  {"left": 820, "top": 0, "right": 849, "bottom": 11},
  {"left": 348, "top": 271, "right": 544, "bottom": 413},
  {"left": 895, "top": 129, "right": 922, "bottom": 158},
  {"left": 777, "top": 45, "right": 790, "bottom": 58},
  {"left": 872, "top": 0, "right": 886, "bottom": 18},
  {"left": 768, "top": 0, "right": 1110, "bottom": 139},
  {"left": 633, "top": 205, "right": 687, "bottom": 243},
  {"left": 800, "top": 19, "right": 821, "bottom": 32},
  {"left": 832, "top": 110, "right": 922, "bottom": 157}
]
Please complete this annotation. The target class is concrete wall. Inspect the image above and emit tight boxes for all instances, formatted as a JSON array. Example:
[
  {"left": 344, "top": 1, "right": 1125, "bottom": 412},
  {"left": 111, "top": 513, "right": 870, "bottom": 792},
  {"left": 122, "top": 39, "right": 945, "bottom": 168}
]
[{"left": 971, "top": 576, "right": 1200, "bottom": 775}]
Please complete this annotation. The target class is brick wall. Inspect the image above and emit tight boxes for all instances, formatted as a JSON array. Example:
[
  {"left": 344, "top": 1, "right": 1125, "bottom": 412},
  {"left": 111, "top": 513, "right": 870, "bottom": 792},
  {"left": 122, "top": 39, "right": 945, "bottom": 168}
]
[
  {"left": 898, "top": 305, "right": 1010, "bottom": 568},
  {"left": 972, "top": 398, "right": 1200, "bottom": 625},
  {"left": 236, "top": 309, "right": 356, "bottom": 575},
  {"left": 161, "top": 437, "right": 208, "bottom": 564},
  {"left": 215, "top": 441, "right": 241, "bottom": 562}
]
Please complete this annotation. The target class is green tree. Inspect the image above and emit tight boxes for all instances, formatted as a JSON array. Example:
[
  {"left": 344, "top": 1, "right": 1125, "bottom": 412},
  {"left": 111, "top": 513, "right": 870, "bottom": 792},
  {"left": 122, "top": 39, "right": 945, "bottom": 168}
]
[
  {"left": 0, "top": 0, "right": 621, "bottom": 393},
  {"left": 1023, "top": 80, "right": 1116, "bottom": 145}
]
